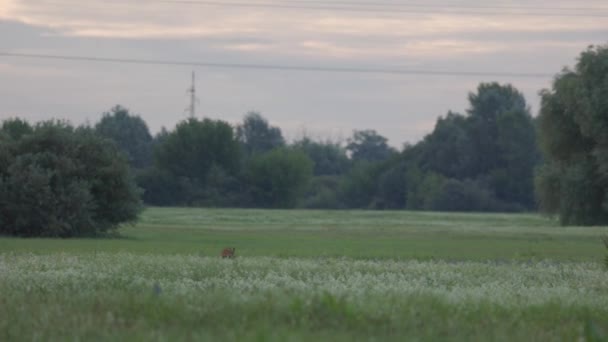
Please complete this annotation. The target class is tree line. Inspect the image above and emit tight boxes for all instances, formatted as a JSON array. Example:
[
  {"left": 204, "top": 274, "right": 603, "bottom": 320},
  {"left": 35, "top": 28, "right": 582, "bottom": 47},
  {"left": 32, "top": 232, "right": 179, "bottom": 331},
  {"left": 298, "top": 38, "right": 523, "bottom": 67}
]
[
  {"left": 71, "top": 80, "right": 542, "bottom": 213},
  {"left": 0, "top": 43, "right": 607, "bottom": 237}
]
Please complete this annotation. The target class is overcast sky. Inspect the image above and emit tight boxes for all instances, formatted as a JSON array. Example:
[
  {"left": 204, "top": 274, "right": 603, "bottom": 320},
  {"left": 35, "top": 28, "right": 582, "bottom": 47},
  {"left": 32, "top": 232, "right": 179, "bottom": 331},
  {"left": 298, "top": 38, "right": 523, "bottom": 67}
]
[{"left": 1, "top": 0, "right": 607, "bottom": 146}]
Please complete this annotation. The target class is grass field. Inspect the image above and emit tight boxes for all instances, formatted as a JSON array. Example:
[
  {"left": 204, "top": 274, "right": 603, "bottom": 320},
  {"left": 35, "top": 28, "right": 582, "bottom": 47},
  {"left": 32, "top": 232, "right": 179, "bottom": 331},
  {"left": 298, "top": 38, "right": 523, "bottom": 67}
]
[
  {"left": 1, "top": 208, "right": 608, "bottom": 341},
  {"left": 1, "top": 208, "right": 607, "bottom": 260}
]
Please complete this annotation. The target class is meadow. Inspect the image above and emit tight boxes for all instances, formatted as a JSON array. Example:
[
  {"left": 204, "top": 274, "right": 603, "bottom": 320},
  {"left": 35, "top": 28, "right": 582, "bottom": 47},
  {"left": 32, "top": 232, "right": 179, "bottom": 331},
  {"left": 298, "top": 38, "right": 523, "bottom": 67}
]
[{"left": 1, "top": 208, "right": 607, "bottom": 341}]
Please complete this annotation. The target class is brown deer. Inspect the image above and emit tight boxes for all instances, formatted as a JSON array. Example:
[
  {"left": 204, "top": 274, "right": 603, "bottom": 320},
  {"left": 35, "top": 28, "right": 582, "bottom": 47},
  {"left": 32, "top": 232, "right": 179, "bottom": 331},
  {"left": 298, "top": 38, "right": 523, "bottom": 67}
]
[{"left": 221, "top": 247, "right": 236, "bottom": 258}]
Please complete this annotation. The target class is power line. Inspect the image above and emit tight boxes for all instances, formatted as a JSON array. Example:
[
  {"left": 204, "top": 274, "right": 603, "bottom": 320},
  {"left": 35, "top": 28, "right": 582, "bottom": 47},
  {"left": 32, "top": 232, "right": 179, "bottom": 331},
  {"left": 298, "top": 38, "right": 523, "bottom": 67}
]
[
  {"left": 35, "top": 0, "right": 608, "bottom": 18},
  {"left": 0, "top": 52, "right": 554, "bottom": 78},
  {"left": 264, "top": 0, "right": 608, "bottom": 12},
  {"left": 156, "top": 0, "right": 608, "bottom": 17}
]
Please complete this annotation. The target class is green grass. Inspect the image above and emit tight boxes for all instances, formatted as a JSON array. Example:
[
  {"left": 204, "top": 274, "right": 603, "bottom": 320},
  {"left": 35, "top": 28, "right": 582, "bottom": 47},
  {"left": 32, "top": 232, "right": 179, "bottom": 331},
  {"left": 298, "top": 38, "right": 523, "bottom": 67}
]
[
  {"left": 1, "top": 254, "right": 607, "bottom": 341},
  {"left": 1, "top": 208, "right": 608, "bottom": 341},
  {"left": 1, "top": 208, "right": 606, "bottom": 261}
]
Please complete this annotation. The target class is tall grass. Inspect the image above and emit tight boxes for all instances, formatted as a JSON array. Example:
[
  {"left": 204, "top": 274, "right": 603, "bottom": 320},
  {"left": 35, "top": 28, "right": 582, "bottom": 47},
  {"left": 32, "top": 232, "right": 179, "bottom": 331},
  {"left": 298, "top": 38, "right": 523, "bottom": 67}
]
[
  {"left": 1, "top": 209, "right": 608, "bottom": 340},
  {"left": 602, "top": 235, "right": 608, "bottom": 269},
  {"left": 1, "top": 253, "right": 607, "bottom": 341}
]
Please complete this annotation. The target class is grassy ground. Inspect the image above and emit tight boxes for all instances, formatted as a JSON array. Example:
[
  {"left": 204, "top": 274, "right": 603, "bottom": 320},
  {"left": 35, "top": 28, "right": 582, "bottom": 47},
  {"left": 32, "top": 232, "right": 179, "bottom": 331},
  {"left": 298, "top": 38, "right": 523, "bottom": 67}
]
[
  {"left": 1, "top": 208, "right": 607, "bottom": 341},
  {"left": 1, "top": 208, "right": 606, "bottom": 260},
  {"left": 1, "top": 254, "right": 607, "bottom": 341}
]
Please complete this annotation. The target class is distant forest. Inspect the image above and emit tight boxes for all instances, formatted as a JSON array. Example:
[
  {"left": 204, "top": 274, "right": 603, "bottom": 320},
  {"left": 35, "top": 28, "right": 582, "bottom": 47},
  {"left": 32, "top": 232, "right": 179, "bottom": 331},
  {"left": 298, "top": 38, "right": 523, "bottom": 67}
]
[
  {"left": 2, "top": 82, "right": 539, "bottom": 212},
  {"left": 1, "top": 44, "right": 607, "bottom": 226}
]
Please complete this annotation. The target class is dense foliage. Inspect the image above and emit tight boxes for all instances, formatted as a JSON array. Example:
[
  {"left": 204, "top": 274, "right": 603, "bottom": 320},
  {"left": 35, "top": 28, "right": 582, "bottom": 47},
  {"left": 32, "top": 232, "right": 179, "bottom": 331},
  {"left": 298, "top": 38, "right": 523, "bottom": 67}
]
[
  {"left": 141, "top": 117, "right": 243, "bottom": 206},
  {"left": 95, "top": 106, "right": 154, "bottom": 169},
  {"left": 536, "top": 44, "right": 608, "bottom": 225},
  {"left": 346, "top": 129, "right": 396, "bottom": 162},
  {"left": 237, "top": 111, "right": 285, "bottom": 157},
  {"left": 292, "top": 137, "right": 350, "bottom": 176},
  {"left": 409, "top": 83, "right": 539, "bottom": 212},
  {"left": 247, "top": 148, "right": 313, "bottom": 208},
  {"left": 1, "top": 81, "right": 543, "bottom": 212},
  {"left": 340, "top": 83, "right": 539, "bottom": 212},
  {"left": 0, "top": 121, "right": 142, "bottom": 237}
]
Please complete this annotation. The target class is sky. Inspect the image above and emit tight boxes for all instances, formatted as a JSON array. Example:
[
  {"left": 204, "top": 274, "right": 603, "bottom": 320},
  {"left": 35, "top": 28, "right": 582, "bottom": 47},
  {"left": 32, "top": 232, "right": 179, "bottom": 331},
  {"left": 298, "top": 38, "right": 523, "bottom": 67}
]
[{"left": 1, "top": 0, "right": 607, "bottom": 146}]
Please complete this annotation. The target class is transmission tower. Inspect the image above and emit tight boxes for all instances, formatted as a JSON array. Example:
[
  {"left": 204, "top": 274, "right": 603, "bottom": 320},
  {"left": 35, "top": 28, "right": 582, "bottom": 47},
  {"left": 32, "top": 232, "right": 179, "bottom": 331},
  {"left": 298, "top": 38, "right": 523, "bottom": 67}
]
[{"left": 187, "top": 71, "right": 199, "bottom": 118}]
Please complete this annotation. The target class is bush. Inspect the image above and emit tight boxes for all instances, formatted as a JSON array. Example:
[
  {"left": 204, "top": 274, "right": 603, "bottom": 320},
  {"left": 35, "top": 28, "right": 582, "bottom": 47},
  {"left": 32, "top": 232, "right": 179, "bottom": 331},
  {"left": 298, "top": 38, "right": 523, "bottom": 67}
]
[
  {"left": 135, "top": 167, "right": 184, "bottom": 206},
  {"left": 425, "top": 178, "right": 525, "bottom": 213},
  {"left": 337, "top": 162, "right": 382, "bottom": 209},
  {"left": 430, "top": 179, "right": 491, "bottom": 212},
  {"left": 0, "top": 121, "right": 142, "bottom": 237},
  {"left": 247, "top": 148, "right": 313, "bottom": 208},
  {"left": 300, "top": 176, "right": 343, "bottom": 209}
]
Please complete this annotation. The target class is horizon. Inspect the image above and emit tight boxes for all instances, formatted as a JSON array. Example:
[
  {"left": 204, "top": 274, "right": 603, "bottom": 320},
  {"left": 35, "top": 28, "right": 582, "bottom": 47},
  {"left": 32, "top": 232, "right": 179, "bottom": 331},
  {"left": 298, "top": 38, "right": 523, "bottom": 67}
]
[{"left": 1, "top": 0, "right": 607, "bottom": 146}]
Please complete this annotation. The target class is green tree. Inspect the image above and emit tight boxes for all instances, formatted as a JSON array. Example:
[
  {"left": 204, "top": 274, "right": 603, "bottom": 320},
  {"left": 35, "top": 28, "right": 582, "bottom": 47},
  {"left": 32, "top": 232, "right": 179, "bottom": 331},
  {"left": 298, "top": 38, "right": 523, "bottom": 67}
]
[
  {"left": 0, "top": 120, "right": 142, "bottom": 237},
  {"left": 247, "top": 148, "right": 313, "bottom": 208},
  {"left": 300, "top": 175, "right": 343, "bottom": 209},
  {"left": 95, "top": 105, "right": 154, "bottom": 169},
  {"left": 337, "top": 161, "right": 384, "bottom": 209},
  {"left": 371, "top": 159, "right": 408, "bottom": 209},
  {"left": 135, "top": 167, "right": 184, "bottom": 206},
  {"left": 346, "top": 130, "right": 396, "bottom": 162},
  {"left": 155, "top": 118, "right": 240, "bottom": 181},
  {"left": 430, "top": 179, "right": 496, "bottom": 212},
  {"left": 467, "top": 83, "right": 530, "bottom": 176},
  {"left": 152, "top": 118, "right": 241, "bottom": 206},
  {"left": 412, "top": 83, "right": 538, "bottom": 211},
  {"left": 292, "top": 137, "right": 351, "bottom": 176},
  {"left": 405, "top": 166, "right": 446, "bottom": 211},
  {"left": 536, "top": 44, "right": 608, "bottom": 225},
  {"left": 236, "top": 112, "right": 285, "bottom": 157},
  {"left": 417, "top": 112, "right": 474, "bottom": 179},
  {"left": 489, "top": 109, "right": 538, "bottom": 208},
  {"left": 1, "top": 118, "right": 33, "bottom": 140}
]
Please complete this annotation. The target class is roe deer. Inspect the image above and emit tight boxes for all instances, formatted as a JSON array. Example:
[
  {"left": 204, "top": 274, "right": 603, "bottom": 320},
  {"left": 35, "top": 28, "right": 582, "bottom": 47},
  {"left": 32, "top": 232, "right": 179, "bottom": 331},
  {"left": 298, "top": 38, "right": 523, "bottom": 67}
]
[{"left": 221, "top": 247, "right": 236, "bottom": 258}]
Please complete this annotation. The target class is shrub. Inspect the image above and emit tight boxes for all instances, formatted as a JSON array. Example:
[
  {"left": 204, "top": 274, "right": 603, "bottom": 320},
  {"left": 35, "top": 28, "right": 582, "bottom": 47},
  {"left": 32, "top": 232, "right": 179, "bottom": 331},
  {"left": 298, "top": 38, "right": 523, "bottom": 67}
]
[
  {"left": 300, "top": 176, "right": 343, "bottom": 209},
  {"left": 0, "top": 121, "right": 142, "bottom": 237},
  {"left": 247, "top": 148, "right": 313, "bottom": 208}
]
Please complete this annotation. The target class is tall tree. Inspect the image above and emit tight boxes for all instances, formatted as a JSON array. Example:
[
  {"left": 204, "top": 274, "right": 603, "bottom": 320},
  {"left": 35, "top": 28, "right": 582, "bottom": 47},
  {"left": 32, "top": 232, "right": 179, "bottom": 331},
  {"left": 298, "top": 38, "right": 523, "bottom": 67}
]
[
  {"left": 371, "top": 158, "right": 408, "bottom": 209},
  {"left": 490, "top": 108, "right": 538, "bottom": 208},
  {"left": 536, "top": 44, "right": 608, "bottom": 225},
  {"left": 292, "top": 137, "right": 351, "bottom": 176},
  {"left": 467, "top": 83, "right": 529, "bottom": 176},
  {"left": 1, "top": 118, "right": 33, "bottom": 140},
  {"left": 152, "top": 118, "right": 241, "bottom": 205},
  {"left": 417, "top": 112, "right": 474, "bottom": 179},
  {"left": 403, "top": 83, "right": 538, "bottom": 212},
  {"left": 155, "top": 118, "right": 240, "bottom": 181},
  {"left": 346, "top": 129, "right": 396, "bottom": 162},
  {"left": 236, "top": 112, "right": 285, "bottom": 156},
  {"left": 95, "top": 106, "right": 153, "bottom": 169}
]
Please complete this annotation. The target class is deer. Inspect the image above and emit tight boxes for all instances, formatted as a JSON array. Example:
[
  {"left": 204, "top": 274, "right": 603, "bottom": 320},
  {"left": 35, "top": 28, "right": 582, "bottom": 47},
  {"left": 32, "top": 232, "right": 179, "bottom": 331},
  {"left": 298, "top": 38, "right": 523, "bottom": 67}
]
[{"left": 221, "top": 247, "right": 236, "bottom": 258}]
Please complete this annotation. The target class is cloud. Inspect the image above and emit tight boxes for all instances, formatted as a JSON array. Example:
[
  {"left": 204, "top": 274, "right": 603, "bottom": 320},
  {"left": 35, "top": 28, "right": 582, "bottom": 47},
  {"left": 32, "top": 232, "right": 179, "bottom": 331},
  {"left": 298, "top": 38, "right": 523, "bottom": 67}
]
[
  {"left": 0, "top": 0, "right": 607, "bottom": 145},
  {"left": 219, "top": 43, "right": 274, "bottom": 52},
  {"left": 3, "top": 1, "right": 607, "bottom": 43}
]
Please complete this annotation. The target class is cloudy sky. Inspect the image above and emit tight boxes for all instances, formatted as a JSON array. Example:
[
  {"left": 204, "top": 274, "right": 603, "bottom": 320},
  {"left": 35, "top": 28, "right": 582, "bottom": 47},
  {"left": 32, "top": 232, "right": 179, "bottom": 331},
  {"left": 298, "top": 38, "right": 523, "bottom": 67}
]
[{"left": 1, "top": 0, "right": 607, "bottom": 146}]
